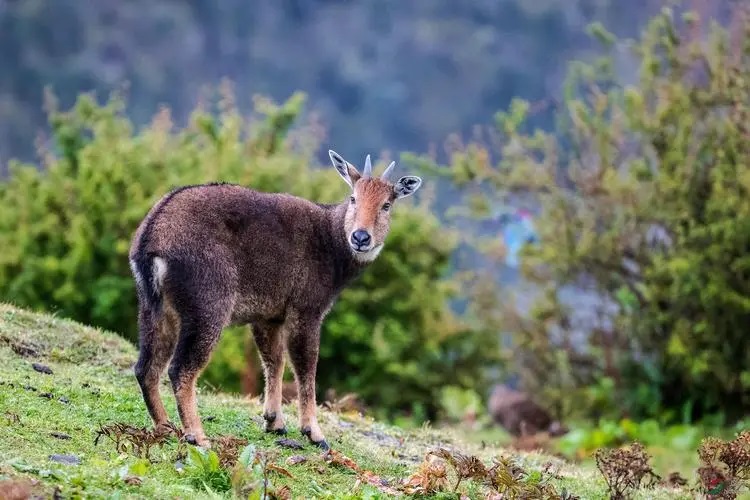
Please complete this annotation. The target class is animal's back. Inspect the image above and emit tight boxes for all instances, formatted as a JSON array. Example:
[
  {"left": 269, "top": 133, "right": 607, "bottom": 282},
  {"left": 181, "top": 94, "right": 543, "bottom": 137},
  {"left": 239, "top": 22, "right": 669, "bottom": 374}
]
[{"left": 130, "top": 183, "right": 336, "bottom": 323}]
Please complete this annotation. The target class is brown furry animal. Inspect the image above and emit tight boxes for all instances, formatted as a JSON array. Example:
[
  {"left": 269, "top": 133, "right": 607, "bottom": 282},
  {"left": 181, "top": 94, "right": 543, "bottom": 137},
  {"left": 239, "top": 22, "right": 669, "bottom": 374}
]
[{"left": 129, "top": 150, "right": 422, "bottom": 449}]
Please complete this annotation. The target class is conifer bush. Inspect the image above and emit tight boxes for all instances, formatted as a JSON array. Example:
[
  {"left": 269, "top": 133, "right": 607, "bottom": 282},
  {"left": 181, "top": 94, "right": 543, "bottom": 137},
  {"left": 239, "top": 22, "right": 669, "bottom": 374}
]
[{"left": 415, "top": 8, "right": 750, "bottom": 422}]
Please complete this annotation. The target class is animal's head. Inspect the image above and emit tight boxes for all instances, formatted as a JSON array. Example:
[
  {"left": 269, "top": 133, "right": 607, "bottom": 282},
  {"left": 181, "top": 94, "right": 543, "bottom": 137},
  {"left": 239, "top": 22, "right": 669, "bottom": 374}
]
[{"left": 328, "top": 150, "right": 422, "bottom": 262}]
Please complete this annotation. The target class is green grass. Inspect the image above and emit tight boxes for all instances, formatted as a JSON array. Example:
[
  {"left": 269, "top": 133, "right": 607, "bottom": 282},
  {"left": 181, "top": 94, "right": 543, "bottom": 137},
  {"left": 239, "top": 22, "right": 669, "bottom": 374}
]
[{"left": 0, "top": 303, "right": 693, "bottom": 499}]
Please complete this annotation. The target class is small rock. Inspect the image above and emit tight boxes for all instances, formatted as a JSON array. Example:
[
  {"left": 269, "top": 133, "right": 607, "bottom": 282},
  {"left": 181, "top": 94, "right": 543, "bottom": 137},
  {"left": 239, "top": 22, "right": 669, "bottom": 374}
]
[
  {"left": 39, "top": 393, "right": 54, "bottom": 400},
  {"left": 286, "top": 455, "right": 307, "bottom": 465},
  {"left": 49, "top": 454, "right": 79, "bottom": 465},
  {"left": 123, "top": 476, "right": 143, "bottom": 486},
  {"left": 50, "top": 432, "right": 71, "bottom": 440},
  {"left": 23, "top": 385, "right": 37, "bottom": 392},
  {"left": 276, "top": 438, "right": 305, "bottom": 450},
  {"left": 488, "top": 384, "right": 563, "bottom": 436},
  {"left": 205, "top": 416, "right": 216, "bottom": 422},
  {"left": 58, "top": 397, "right": 69, "bottom": 404},
  {"left": 32, "top": 363, "right": 53, "bottom": 375}
]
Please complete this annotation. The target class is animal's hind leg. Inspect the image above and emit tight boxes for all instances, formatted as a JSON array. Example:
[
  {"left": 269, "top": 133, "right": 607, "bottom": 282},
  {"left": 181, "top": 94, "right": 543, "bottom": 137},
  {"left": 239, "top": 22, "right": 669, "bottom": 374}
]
[
  {"left": 168, "top": 307, "right": 227, "bottom": 448},
  {"left": 134, "top": 303, "right": 178, "bottom": 433},
  {"left": 252, "top": 321, "right": 286, "bottom": 434}
]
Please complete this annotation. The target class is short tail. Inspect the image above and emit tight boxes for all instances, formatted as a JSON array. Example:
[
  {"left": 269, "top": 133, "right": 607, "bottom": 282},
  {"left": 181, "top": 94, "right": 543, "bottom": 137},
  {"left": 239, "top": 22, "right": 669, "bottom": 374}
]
[{"left": 130, "top": 254, "right": 166, "bottom": 311}]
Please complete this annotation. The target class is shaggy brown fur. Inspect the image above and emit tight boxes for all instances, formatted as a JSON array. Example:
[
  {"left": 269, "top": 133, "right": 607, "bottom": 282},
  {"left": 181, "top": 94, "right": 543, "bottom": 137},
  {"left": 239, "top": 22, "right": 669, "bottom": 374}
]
[{"left": 129, "top": 150, "right": 422, "bottom": 449}]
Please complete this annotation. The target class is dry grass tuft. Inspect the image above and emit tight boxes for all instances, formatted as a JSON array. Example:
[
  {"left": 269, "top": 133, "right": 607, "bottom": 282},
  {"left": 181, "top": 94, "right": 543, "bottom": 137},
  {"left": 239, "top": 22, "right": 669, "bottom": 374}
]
[
  {"left": 697, "top": 430, "right": 750, "bottom": 499},
  {"left": 94, "top": 422, "right": 185, "bottom": 460},
  {"left": 595, "top": 442, "right": 660, "bottom": 499}
]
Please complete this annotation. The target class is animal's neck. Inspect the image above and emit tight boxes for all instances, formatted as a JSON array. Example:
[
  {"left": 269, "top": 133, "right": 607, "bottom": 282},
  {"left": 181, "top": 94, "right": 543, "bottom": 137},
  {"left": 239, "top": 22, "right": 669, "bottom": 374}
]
[{"left": 326, "top": 202, "right": 368, "bottom": 288}]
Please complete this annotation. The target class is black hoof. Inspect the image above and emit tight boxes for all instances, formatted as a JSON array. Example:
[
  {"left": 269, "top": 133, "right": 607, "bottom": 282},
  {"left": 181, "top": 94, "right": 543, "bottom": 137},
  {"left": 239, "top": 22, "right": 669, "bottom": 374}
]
[
  {"left": 314, "top": 439, "right": 330, "bottom": 451},
  {"left": 262, "top": 411, "right": 276, "bottom": 423},
  {"left": 301, "top": 427, "right": 329, "bottom": 450},
  {"left": 263, "top": 411, "right": 286, "bottom": 434}
]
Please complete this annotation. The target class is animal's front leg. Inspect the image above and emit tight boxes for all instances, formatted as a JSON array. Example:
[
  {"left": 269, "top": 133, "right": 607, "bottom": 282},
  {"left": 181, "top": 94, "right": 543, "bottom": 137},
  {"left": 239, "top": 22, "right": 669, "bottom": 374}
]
[
  {"left": 286, "top": 315, "right": 328, "bottom": 450},
  {"left": 252, "top": 321, "right": 287, "bottom": 434}
]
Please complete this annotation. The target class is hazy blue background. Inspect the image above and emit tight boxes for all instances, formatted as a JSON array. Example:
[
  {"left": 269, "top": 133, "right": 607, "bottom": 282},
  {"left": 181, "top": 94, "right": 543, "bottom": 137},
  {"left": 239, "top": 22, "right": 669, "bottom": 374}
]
[{"left": 0, "top": 0, "right": 676, "bottom": 168}]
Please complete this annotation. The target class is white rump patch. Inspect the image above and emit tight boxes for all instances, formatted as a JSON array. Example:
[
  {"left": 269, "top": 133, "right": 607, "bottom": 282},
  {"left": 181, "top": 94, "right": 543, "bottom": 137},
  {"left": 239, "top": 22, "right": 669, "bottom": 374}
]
[
  {"left": 152, "top": 257, "right": 168, "bottom": 293},
  {"left": 352, "top": 244, "right": 384, "bottom": 263}
]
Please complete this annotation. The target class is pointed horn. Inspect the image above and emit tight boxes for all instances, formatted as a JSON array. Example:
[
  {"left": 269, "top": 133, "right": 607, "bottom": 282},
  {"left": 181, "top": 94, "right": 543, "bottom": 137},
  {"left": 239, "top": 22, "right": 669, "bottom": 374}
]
[
  {"left": 363, "top": 154, "right": 372, "bottom": 177},
  {"left": 381, "top": 161, "right": 396, "bottom": 181}
]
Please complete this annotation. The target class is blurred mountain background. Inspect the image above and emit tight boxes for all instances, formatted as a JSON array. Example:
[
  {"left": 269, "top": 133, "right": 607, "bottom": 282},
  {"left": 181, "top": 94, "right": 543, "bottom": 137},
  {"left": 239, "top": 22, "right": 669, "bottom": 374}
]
[{"left": 0, "top": 0, "right": 677, "bottom": 168}]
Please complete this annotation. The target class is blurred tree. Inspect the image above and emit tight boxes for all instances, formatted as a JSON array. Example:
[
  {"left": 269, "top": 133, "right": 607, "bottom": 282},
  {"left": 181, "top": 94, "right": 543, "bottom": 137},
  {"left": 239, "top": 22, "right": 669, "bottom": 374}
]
[{"left": 415, "top": 6, "right": 750, "bottom": 423}]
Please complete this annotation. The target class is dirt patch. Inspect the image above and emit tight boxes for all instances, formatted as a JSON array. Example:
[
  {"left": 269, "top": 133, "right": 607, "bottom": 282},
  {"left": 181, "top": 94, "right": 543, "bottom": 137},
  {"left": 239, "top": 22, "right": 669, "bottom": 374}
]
[{"left": 0, "top": 334, "right": 44, "bottom": 358}]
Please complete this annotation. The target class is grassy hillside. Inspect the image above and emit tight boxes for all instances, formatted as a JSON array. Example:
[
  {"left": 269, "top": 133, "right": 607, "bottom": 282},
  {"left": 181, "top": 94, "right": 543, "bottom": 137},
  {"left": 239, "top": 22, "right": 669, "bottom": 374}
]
[{"left": 0, "top": 304, "right": 690, "bottom": 499}]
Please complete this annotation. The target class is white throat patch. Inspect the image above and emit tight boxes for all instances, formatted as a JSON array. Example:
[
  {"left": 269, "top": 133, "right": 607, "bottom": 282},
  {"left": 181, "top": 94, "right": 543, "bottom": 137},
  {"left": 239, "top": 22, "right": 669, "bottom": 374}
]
[{"left": 352, "top": 244, "right": 384, "bottom": 263}]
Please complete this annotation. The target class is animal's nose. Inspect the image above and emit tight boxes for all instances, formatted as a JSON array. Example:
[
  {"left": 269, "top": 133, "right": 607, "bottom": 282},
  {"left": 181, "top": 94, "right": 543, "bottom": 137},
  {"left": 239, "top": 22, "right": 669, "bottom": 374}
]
[{"left": 351, "top": 230, "right": 371, "bottom": 247}]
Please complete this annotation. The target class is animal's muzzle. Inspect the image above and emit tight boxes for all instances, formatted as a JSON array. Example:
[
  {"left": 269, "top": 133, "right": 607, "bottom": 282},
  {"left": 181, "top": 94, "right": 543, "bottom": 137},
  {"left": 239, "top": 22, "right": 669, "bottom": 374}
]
[{"left": 350, "top": 229, "right": 372, "bottom": 251}]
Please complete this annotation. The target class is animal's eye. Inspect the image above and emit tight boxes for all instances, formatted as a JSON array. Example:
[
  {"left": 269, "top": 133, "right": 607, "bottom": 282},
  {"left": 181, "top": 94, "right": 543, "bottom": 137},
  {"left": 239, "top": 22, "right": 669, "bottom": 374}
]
[
  {"left": 382, "top": 202, "right": 391, "bottom": 212},
  {"left": 350, "top": 196, "right": 356, "bottom": 204}
]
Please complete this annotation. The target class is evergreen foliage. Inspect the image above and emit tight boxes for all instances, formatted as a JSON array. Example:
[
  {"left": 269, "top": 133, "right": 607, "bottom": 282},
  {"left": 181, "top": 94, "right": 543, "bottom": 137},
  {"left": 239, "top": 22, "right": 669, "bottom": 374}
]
[
  {"left": 0, "top": 88, "right": 497, "bottom": 419},
  {"left": 418, "top": 7, "right": 750, "bottom": 423}
]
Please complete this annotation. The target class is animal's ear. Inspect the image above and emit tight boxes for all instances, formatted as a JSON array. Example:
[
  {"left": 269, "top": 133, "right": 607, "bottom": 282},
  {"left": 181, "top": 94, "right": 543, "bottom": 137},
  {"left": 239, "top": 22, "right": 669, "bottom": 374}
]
[
  {"left": 329, "top": 150, "right": 361, "bottom": 188},
  {"left": 393, "top": 176, "right": 422, "bottom": 199}
]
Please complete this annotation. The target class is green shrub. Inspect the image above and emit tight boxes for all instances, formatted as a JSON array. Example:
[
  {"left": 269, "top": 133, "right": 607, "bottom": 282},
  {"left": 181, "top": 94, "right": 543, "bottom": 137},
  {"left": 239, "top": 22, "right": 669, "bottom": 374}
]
[
  {"left": 0, "top": 86, "right": 498, "bottom": 419},
  {"left": 413, "top": 8, "right": 750, "bottom": 422}
]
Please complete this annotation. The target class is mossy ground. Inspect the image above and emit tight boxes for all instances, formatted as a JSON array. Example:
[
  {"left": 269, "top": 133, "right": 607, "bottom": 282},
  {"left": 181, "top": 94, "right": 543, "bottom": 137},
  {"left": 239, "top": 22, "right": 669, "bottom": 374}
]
[{"left": 0, "top": 304, "right": 693, "bottom": 499}]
